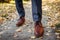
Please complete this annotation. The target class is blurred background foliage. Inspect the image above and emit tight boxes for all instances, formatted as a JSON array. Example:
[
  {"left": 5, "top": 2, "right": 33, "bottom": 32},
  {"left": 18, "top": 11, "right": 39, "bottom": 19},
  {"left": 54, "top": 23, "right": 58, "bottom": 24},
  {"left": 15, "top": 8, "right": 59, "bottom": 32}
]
[{"left": 0, "top": 0, "right": 29, "bottom": 3}]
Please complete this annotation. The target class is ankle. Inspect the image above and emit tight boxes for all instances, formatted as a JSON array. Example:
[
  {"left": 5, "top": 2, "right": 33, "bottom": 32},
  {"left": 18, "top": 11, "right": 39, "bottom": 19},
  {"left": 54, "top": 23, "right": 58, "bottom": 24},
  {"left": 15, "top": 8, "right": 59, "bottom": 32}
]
[
  {"left": 35, "top": 21, "right": 41, "bottom": 24},
  {"left": 20, "top": 16, "right": 25, "bottom": 19}
]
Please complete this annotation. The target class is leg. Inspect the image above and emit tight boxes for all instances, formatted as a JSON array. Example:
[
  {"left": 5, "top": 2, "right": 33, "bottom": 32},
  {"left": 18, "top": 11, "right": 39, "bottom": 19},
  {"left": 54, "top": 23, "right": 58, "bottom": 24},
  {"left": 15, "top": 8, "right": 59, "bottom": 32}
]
[
  {"left": 15, "top": 0, "right": 25, "bottom": 17},
  {"left": 15, "top": 0, "right": 25, "bottom": 27},
  {"left": 31, "top": 0, "right": 44, "bottom": 38},
  {"left": 32, "top": 0, "right": 42, "bottom": 22},
  {"left": 36, "top": 0, "right": 42, "bottom": 21}
]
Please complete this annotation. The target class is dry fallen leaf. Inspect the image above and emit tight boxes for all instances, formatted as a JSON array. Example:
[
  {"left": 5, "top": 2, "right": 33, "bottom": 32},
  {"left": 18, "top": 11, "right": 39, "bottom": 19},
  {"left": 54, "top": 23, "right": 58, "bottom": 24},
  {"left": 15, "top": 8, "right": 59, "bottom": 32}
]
[
  {"left": 45, "top": 33, "right": 50, "bottom": 36},
  {"left": 16, "top": 28, "right": 22, "bottom": 32},
  {"left": 28, "top": 29, "right": 31, "bottom": 33},
  {"left": 55, "top": 33, "right": 59, "bottom": 35},
  {"left": 0, "top": 17, "right": 5, "bottom": 24},
  {"left": 13, "top": 33, "right": 18, "bottom": 38},
  {"left": 31, "top": 36, "right": 36, "bottom": 39},
  {"left": 57, "top": 36, "right": 60, "bottom": 38}
]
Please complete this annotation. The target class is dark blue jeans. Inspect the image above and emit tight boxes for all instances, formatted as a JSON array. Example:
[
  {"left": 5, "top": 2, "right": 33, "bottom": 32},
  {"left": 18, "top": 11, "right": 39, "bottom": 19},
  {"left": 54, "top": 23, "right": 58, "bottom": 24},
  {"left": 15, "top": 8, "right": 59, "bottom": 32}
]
[{"left": 15, "top": 0, "right": 42, "bottom": 22}]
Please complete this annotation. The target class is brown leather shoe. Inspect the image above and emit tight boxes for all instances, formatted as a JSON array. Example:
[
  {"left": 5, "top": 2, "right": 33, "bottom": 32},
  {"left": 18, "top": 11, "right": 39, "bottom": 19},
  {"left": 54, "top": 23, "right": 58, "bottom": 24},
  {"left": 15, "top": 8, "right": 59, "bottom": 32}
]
[
  {"left": 16, "top": 17, "right": 25, "bottom": 27},
  {"left": 34, "top": 21, "right": 44, "bottom": 38}
]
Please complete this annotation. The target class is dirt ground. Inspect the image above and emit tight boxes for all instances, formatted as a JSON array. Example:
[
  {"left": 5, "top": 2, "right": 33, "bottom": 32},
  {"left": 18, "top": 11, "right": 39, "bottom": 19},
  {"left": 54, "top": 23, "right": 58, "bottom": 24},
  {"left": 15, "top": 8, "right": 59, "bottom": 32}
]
[{"left": 0, "top": 1, "right": 60, "bottom": 40}]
